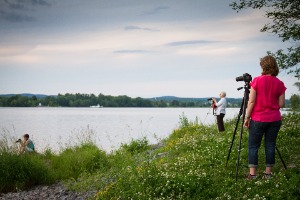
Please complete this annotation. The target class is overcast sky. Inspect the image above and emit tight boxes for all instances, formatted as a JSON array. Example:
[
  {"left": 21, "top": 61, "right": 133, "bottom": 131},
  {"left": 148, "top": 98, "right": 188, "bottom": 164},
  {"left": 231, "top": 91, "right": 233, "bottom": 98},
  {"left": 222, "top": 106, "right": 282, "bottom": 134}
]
[{"left": 0, "top": 0, "right": 298, "bottom": 98}]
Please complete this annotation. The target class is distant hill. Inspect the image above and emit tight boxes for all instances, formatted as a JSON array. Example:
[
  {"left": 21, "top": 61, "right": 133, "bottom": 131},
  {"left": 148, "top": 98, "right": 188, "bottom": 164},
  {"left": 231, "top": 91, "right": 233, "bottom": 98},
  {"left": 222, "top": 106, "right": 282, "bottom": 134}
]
[
  {"left": 0, "top": 93, "right": 51, "bottom": 99},
  {"left": 0, "top": 94, "right": 243, "bottom": 103},
  {"left": 0, "top": 93, "right": 290, "bottom": 107},
  {"left": 149, "top": 96, "right": 243, "bottom": 103},
  {"left": 148, "top": 96, "right": 209, "bottom": 101}
]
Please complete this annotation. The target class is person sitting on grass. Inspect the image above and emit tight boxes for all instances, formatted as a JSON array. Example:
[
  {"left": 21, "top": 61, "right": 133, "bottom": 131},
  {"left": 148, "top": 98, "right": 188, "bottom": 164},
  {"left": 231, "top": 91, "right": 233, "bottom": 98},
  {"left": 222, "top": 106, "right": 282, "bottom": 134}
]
[{"left": 17, "top": 134, "right": 35, "bottom": 153}]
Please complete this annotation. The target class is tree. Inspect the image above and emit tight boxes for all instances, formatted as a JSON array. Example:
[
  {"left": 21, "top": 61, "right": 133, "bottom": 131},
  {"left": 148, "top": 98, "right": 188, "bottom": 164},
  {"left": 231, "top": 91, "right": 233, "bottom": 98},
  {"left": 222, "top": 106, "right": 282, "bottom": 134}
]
[
  {"left": 290, "top": 94, "right": 300, "bottom": 111},
  {"left": 171, "top": 100, "right": 180, "bottom": 107},
  {"left": 230, "top": 0, "right": 300, "bottom": 80},
  {"left": 294, "top": 82, "right": 300, "bottom": 91}
]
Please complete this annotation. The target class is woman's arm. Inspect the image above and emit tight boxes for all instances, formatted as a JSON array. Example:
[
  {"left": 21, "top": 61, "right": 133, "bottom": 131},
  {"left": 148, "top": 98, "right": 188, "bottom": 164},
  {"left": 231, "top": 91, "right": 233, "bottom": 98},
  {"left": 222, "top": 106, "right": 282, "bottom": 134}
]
[
  {"left": 24, "top": 140, "right": 30, "bottom": 147},
  {"left": 213, "top": 98, "right": 224, "bottom": 107},
  {"left": 212, "top": 98, "right": 217, "bottom": 105},
  {"left": 244, "top": 89, "right": 256, "bottom": 128},
  {"left": 278, "top": 93, "right": 285, "bottom": 108}
]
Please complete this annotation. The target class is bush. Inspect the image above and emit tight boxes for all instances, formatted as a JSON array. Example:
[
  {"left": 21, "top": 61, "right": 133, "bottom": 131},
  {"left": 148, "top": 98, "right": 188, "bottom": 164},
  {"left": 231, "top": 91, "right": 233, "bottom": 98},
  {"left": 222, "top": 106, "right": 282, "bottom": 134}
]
[
  {"left": 50, "top": 143, "right": 109, "bottom": 180},
  {"left": 120, "top": 137, "right": 149, "bottom": 154},
  {"left": 0, "top": 133, "right": 110, "bottom": 193},
  {"left": 0, "top": 152, "right": 54, "bottom": 193},
  {"left": 290, "top": 94, "right": 300, "bottom": 111}
]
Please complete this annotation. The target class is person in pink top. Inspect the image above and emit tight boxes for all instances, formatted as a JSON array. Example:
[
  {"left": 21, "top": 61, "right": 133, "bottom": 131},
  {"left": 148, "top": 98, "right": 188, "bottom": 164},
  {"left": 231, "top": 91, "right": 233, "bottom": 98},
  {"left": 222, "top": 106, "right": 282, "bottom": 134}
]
[{"left": 244, "top": 55, "right": 286, "bottom": 180}]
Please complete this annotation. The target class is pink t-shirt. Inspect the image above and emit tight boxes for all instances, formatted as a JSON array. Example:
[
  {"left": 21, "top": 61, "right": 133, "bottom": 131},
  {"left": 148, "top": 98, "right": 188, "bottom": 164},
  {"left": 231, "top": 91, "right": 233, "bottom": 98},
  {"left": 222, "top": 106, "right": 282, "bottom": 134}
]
[{"left": 250, "top": 75, "right": 286, "bottom": 122}]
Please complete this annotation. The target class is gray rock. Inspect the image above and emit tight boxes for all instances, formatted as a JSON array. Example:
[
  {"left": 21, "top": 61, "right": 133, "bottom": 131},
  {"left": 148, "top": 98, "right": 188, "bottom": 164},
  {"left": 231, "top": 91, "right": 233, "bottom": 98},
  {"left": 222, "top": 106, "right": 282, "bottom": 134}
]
[{"left": 0, "top": 182, "right": 96, "bottom": 200}]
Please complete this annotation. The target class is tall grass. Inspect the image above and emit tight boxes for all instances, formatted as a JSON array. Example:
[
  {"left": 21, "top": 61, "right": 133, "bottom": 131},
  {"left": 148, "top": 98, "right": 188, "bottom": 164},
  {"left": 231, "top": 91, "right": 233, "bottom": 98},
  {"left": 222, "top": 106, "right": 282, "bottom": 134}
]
[
  {"left": 0, "top": 152, "right": 54, "bottom": 193},
  {"left": 49, "top": 143, "right": 109, "bottom": 180},
  {"left": 1, "top": 113, "right": 299, "bottom": 199},
  {"left": 92, "top": 113, "right": 299, "bottom": 199},
  {"left": 0, "top": 128, "right": 109, "bottom": 193}
]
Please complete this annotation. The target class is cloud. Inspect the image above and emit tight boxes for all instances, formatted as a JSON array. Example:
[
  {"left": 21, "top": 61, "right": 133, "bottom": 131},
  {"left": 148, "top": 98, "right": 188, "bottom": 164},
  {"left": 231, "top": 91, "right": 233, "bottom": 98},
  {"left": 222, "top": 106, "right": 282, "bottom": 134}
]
[
  {"left": 124, "top": 25, "right": 159, "bottom": 32},
  {"left": 3, "top": 0, "right": 50, "bottom": 10},
  {"left": 31, "top": 0, "right": 51, "bottom": 7},
  {"left": 0, "top": 10, "right": 35, "bottom": 22},
  {"left": 140, "top": 6, "right": 169, "bottom": 16},
  {"left": 166, "top": 40, "right": 220, "bottom": 46},
  {"left": 6, "top": 3, "right": 27, "bottom": 11},
  {"left": 113, "top": 50, "right": 151, "bottom": 54},
  {"left": 0, "top": 0, "right": 50, "bottom": 22}
]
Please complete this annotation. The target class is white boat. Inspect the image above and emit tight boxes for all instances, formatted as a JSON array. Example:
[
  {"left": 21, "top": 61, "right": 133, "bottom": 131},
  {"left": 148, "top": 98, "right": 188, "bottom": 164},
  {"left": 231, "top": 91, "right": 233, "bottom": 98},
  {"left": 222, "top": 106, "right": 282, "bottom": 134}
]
[{"left": 90, "top": 104, "right": 103, "bottom": 108}]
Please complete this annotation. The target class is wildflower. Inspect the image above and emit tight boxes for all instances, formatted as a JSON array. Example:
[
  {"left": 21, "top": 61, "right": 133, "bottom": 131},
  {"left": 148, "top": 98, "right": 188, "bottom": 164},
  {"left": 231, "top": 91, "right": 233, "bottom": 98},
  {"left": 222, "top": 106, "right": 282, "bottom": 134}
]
[{"left": 255, "top": 181, "right": 262, "bottom": 185}]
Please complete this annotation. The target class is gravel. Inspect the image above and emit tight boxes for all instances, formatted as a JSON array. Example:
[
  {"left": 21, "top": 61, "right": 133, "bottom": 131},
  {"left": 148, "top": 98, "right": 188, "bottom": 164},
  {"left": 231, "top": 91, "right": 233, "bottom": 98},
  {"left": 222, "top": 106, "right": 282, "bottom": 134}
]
[{"left": 0, "top": 182, "right": 96, "bottom": 200}]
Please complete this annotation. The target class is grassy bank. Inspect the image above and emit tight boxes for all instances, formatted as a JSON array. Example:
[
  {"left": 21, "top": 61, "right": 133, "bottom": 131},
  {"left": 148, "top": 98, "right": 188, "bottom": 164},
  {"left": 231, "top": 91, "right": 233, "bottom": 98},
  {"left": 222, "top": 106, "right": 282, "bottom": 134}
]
[{"left": 0, "top": 113, "right": 299, "bottom": 199}]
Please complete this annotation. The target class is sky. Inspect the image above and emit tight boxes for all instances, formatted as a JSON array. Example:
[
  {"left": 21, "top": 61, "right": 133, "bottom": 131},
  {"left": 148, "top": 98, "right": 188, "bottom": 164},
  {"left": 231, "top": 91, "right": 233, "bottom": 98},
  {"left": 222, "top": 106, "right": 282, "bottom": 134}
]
[{"left": 0, "top": 0, "right": 298, "bottom": 98}]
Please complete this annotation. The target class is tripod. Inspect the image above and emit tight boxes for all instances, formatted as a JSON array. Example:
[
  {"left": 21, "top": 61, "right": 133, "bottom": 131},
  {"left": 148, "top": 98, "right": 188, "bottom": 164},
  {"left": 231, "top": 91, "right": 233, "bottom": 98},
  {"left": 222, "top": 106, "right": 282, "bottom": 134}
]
[
  {"left": 225, "top": 82, "right": 250, "bottom": 181},
  {"left": 203, "top": 100, "right": 216, "bottom": 124},
  {"left": 225, "top": 82, "right": 287, "bottom": 181}
]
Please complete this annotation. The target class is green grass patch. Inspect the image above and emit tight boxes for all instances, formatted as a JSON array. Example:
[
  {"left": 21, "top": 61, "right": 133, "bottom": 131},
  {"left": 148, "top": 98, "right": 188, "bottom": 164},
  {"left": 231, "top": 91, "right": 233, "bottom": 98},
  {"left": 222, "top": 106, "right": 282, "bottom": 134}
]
[
  {"left": 91, "top": 113, "right": 300, "bottom": 199},
  {"left": 1, "top": 113, "right": 299, "bottom": 199}
]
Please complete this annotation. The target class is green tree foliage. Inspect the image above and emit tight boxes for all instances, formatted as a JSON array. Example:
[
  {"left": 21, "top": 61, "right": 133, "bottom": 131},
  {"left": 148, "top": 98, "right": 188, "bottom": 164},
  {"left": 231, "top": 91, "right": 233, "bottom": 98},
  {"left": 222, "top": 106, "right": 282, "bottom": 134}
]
[
  {"left": 294, "top": 82, "right": 300, "bottom": 91},
  {"left": 0, "top": 94, "right": 155, "bottom": 107},
  {"left": 290, "top": 94, "right": 300, "bottom": 111},
  {"left": 0, "top": 94, "right": 247, "bottom": 108},
  {"left": 230, "top": 0, "right": 300, "bottom": 79}
]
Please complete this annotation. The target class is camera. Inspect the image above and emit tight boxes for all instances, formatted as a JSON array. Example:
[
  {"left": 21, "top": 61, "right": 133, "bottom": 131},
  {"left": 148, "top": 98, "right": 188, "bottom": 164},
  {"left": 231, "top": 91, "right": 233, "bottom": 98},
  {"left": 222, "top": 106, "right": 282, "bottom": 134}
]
[
  {"left": 236, "top": 73, "right": 252, "bottom": 82},
  {"left": 15, "top": 139, "right": 21, "bottom": 143},
  {"left": 207, "top": 98, "right": 213, "bottom": 101}
]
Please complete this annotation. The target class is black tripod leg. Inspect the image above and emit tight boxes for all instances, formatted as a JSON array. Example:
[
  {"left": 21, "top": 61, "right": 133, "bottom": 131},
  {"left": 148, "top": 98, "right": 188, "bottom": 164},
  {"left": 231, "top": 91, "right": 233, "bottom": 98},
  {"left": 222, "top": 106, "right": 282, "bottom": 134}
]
[
  {"left": 226, "top": 115, "right": 240, "bottom": 167},
  {"left": 235, "top": 125, "right": 244, "bottom": 181},
  {"left": 226, "top": 98, "right": 244, "bottom": 167},
  {"left": 235, "top": 90, "right": 248, "bottom": 181},
  {"left": 276, "top": 146, "right": 287, "bottom": 170}
]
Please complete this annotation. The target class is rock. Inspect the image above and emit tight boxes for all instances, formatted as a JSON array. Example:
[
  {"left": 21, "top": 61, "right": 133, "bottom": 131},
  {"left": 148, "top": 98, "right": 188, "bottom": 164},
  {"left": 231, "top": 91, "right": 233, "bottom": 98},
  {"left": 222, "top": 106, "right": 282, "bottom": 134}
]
[
  {"left": 150, "top": 141, "right": 164, "bottom": 150},
  {"left": 157, "top": 152, "right": 168, "bottom": 158},
  {"left": 0, "top": 182, "right": 96, "bottom": 200}
]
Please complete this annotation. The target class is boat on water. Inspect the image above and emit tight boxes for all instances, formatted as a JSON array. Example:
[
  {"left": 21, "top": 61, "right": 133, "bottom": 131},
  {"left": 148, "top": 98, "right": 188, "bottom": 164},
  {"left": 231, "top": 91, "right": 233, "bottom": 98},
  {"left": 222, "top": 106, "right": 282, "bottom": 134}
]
[{"left": 90, "top": 104, "right": 103, "bottom": 108}]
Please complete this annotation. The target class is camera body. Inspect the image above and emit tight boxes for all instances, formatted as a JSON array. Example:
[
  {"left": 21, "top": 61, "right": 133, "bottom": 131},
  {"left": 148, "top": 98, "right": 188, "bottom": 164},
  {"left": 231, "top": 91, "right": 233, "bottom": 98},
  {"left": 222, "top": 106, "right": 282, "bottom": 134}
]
[
  {"left": 15, "top": 139, "right": 21, "bottom": 143},
  {"left": 207, "top": 98, "right": 213, "bottom": 101},
  {"left": 236, "top": 73, "right": 252, "bottom": 82}
]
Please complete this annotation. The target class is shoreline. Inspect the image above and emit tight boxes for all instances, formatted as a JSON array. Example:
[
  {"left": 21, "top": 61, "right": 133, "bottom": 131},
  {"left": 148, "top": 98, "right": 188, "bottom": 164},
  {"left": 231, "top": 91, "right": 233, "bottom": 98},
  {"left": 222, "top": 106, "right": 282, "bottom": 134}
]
[{"left": 0, "top": 182, "right": 96, "bottom": 200}]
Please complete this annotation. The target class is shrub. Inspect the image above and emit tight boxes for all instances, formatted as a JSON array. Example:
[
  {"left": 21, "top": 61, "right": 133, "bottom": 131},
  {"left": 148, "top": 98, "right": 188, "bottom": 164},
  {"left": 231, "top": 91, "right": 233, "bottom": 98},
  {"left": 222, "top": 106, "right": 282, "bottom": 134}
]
[
  {"left": 0, "top": 152, "right": 54, "bottom": 193},
  {"left": 50, "top": 143, "right": 109, "bottom": 180},
  {"left": 120, "top": 137, "right": 149, "bottom": 154}
]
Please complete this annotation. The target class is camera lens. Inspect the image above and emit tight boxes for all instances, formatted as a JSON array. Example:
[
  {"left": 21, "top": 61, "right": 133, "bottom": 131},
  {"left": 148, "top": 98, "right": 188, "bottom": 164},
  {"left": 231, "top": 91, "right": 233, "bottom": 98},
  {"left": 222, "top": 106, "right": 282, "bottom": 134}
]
[{"left": 236, "top": 76, "right": 244, "bottom": 82}]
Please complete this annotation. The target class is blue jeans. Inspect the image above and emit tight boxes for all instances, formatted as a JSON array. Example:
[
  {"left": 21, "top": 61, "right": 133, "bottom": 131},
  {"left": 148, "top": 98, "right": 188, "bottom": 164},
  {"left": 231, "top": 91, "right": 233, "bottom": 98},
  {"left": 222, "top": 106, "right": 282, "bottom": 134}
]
[{"left": 248, "top": 120, "right": 282, "bottom": 168}]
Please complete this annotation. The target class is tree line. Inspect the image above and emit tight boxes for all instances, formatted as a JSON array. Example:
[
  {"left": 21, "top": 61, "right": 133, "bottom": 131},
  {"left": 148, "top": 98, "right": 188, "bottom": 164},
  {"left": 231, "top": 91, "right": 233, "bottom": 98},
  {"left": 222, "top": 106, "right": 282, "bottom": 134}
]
[
  {"left": 1, "top": 93, "right": 297, "bottom": 109},
  {"left": 0, "top": 93, "right": 240, "bottom": 108},
  {"left": 0, "top": 94, "right": 151, "bottom": 107}
]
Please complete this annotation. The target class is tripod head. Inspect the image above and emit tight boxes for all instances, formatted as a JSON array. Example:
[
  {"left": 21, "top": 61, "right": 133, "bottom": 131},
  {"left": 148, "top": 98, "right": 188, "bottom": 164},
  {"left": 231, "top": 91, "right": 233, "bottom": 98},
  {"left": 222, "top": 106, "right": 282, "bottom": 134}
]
[{"left": 236, "top": 72, "right": 252, "bottom": 102}]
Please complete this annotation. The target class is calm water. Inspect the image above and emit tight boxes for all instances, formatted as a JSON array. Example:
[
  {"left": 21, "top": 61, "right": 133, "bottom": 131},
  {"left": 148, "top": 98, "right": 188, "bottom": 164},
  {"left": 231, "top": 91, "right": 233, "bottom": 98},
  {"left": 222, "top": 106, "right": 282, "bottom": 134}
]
[{"left": 0, "top": 107, "right": 243, "bottom": 152}]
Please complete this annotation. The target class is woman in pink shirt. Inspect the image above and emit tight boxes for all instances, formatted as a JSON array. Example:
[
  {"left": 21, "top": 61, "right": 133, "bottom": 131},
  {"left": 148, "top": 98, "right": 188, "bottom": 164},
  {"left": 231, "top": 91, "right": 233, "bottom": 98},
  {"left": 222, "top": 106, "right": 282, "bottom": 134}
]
[{"left": 244, "top": 55, "right": 286, "bottom": 180}]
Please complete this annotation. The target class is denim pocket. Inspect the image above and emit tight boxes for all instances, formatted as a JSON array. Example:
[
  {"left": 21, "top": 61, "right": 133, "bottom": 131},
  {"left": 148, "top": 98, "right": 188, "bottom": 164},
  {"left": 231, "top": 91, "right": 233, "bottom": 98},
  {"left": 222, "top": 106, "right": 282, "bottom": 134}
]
[{"left": 250, "top": 120, "right": 264, "bottom": 130}]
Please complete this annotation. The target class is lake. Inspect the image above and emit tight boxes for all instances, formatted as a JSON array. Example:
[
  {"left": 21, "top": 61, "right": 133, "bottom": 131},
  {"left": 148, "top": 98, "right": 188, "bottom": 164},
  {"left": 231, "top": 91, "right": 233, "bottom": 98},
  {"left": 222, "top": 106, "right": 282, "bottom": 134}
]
[{"left": 0, "top": 107, "right": 249, "bottom": 152}]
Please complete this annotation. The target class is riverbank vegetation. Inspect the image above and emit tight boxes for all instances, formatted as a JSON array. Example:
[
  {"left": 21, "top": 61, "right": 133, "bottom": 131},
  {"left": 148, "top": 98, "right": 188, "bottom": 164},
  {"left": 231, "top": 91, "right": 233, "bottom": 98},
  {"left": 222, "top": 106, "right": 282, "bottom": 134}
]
[
  {"left": 0, "top": 93, "right": 260, "bottom": 108},
  {"left": 0, "top": 113, "right": 299, "bottom": 199}
]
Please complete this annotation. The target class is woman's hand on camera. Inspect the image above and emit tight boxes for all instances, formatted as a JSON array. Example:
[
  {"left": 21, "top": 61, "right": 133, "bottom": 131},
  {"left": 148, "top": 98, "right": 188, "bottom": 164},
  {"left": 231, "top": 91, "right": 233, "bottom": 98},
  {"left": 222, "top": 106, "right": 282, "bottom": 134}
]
[{"left": 212, "top": 98, "right": 217, "bottom": 104}]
